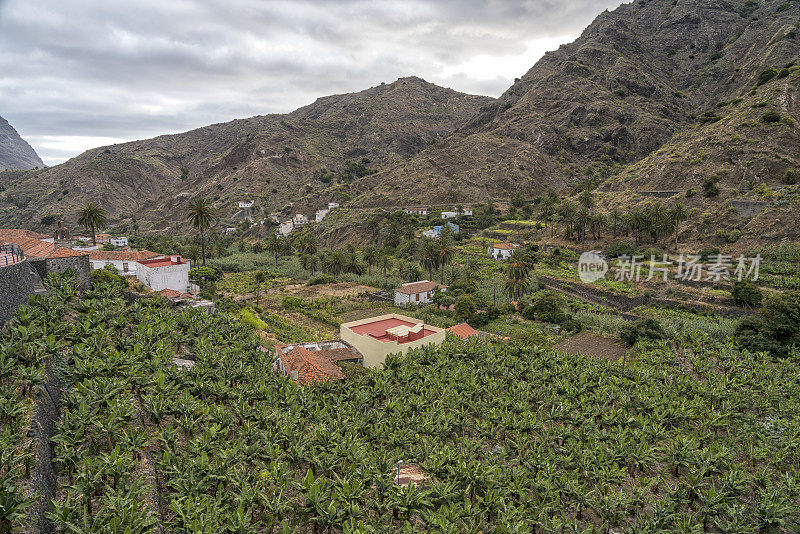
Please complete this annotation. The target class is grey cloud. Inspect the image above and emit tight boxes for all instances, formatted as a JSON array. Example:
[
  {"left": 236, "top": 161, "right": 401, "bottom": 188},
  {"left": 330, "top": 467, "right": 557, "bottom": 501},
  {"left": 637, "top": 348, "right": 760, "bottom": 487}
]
[{"left": 0, "top": 0, "right": 626, "bottom": 163}]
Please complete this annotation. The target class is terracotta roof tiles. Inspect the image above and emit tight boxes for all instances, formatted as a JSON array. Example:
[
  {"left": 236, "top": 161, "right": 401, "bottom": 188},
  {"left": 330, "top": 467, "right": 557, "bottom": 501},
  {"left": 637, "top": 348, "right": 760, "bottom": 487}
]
[
  {"left": 395, "top": 280, "right": 447, "bottom": 295},
  {"left": 447, "top": 322, "right": 479, "bottom": 340},
  {"left": 281, "top": 346, "right": 345, "bottom": 385}
]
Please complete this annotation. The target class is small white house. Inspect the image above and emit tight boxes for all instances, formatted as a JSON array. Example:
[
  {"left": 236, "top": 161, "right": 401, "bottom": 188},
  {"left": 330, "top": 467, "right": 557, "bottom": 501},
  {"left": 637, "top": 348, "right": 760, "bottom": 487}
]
[
  {"left": 136, "top": 256, "right": 191, "bottom": 293},
  {"left": 225, "top": 227, "right": 237, "bottom": 234},
  {"left": 441, "top": 208, "right": 472, "bottom": 219},
  {"left": 316, "top": 209, "right": 329, "bottom": 222},
  {"left": 328, "top": 202, "right": 340, "bottom": 210},
  {"left": 238, "top": 200, "right": 254, "bottom": 209},
  {"left": 110, "top": 236, "right": 128, "bottom": 247},
  {"left": 293, "top": 214, "right": 309, "bottom": 226},
  {"left": 394, "top": 280, "right": 447, "bottom": 306},
  {"left": 277, "top": 221, "right": 295, "bottom": 236},
  {"left": 488, "top": 243, "right": 521, "bottom": 260},
  {"left": 404, "top": 207, "right": 429, "bottom": 216}
]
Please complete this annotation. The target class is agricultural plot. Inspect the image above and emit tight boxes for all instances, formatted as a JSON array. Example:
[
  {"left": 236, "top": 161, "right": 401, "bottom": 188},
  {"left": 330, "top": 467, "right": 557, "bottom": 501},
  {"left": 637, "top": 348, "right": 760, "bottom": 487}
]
[{"left": 2, "top": 274, "right": 799, "bottom": 532}]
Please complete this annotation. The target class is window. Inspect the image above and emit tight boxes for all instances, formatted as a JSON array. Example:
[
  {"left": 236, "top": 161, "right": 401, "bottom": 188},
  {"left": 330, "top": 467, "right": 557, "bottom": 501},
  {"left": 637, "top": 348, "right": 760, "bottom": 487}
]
[{"left": 123, "top": 263, "right": 129, "bottom": 272}]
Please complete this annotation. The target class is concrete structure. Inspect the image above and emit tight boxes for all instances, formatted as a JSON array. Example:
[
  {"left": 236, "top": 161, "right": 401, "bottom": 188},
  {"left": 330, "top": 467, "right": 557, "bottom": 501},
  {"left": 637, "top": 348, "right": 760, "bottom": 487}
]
[
  {"left": 110, "top": 236, "right": 129, "bottom": 247},
  {"left": 488, "top": 242, "right": 521, "bottom": 260},
  {"left": 95, "top": 233, "right": 111, "bottom": 244},
  {"left": 88, "top": 250, "right": 161, "bottom": 276},
  {"left": 136, "top": 255, "right": 190, "bottom": 293},
  {"left": 431, "top": 223, "right": 459, "bottom": 236},
  {"left": 273, "top": 341, "right": 358, "bottom": 385},
  {"left": 394, "top": 280, "right": 447, "bottom": 306},
  {"left": 238, "top": 201, "right": 254, "bottom": 209},
  {"left": 340, "top": 313, "right": 446, "bottom": 368},
  {"left": 277, "top": 221, "right": 295, "bottom": 236}
]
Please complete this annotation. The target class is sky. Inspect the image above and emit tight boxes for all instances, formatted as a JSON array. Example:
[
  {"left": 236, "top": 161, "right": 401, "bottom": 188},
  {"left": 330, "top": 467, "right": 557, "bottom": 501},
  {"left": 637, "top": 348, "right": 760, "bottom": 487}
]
[{"left": 0, "top": 0, "right": 625, "bottom": 166}]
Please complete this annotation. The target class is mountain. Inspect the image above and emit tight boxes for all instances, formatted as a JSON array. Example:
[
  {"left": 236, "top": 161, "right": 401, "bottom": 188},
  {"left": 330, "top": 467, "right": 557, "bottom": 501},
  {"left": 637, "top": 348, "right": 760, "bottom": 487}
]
[
  {"left": 345, "top": 0, "right": 799, "bottom": 210},
  {"left": 0, "top": 77, "right": 491, "bottom": 232},
  {"left": 0, "top": 115, "right": 43, "bottom": 171}
]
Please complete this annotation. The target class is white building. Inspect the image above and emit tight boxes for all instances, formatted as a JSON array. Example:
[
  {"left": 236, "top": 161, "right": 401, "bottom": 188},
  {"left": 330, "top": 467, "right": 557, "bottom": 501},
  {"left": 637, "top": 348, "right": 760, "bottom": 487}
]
[
  {"left": 277, "top": 221, "right": 295, "bottom": 236},
  {"left": 441, "top": 208, "right": 472, "bottom": 219},
  {"left": 293, "top": 214, "right": 309, "bottom": 226},
  {"left": 110, "top": 236, "right": 129, "bottom": 247},
  {"left": 488, "top": 243, "right": 521, "bottom": 260},
  {"left": 136, "top": 256, "right": 191, "bottom": 293},
  {"left": 404, "top": 207, "right": 429, "bottom": 216},
  {"left": 316, "top": 209, "right": 329, "bottom": 222},
  {"left": 328, "top": 202, "right": 340, "bottom": 210},
  {"left": 238, "top": 200, "right": 254, "bottom": 209},
  {"left": 225, "top": 227, "right": 237, "bottom": 234},
  {"left": 393, "top": 280, "right": 448, "bottom": 306},
  {"left": 88, "top": 250, "right": 162, "bottom": 276}
]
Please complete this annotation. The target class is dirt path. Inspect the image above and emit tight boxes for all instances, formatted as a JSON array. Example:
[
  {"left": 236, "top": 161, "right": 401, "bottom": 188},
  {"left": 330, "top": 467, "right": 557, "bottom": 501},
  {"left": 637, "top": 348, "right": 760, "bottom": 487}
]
[{"left": 669, "top": 340, "right": 702, "bottom": 381}]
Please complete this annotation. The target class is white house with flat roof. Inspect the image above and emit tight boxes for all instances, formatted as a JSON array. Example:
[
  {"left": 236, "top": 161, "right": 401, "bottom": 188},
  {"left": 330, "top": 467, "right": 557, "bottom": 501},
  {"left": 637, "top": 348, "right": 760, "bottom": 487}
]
[
  {"left": 340, "top": 313, "right": 446, "bottom": 368},
  {"left": 136, "top": 255, "right": 191, "bottom": 292},
  {"left": 110, "top": 236, "right": 129, "bottom": 247}
]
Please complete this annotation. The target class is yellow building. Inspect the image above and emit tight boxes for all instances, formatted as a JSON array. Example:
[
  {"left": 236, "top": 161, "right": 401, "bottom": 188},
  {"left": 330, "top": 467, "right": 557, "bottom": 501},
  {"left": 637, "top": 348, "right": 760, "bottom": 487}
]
[{"left": 340, "top": 313, "right": 446, "bottom": 369}]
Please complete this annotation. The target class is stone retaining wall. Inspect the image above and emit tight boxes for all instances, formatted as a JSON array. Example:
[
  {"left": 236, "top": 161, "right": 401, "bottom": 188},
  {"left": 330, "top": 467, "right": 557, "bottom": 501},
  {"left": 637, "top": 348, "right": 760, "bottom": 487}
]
[{"left": 0, "top": 260, "right": 36, "bottom": 323}]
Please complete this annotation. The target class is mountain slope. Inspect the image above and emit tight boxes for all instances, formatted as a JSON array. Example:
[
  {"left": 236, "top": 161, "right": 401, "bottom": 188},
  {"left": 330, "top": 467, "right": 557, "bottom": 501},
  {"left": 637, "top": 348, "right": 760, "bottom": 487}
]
[
  {"left": 0, "top": 115, "right": 43, "bottom": 170},
  {"left": 0, "top": 77, "right": 491, "bottom": 232},
  {"left": 348, "top": 0, "right": 799, "bottom": 206}
]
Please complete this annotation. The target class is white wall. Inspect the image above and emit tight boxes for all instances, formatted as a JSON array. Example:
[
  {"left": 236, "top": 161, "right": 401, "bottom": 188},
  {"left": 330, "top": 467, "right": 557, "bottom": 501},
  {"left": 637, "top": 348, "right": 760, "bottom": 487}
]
[
  {"left": 393, "top": 288, "right": 441, "bottom": 306},
  {"left": 90, "top": 259, "right": 138, "bottom": 275},
  {"left": 136, "top": 262, "right": 191, "bottom": 292}
]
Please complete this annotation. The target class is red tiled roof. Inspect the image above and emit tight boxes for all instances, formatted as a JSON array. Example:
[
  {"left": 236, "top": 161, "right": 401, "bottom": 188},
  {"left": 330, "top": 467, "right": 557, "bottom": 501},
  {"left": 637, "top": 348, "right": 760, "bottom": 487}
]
[
  {"left": 89, "top": 250, "right": 161, "bottom": 262},
  {"left": 157, "top": 289, "right": 182, "bottom": 298},
  {"left": 0, "top": 230, "right": 88, "bottom": 260},
  {"left": 138, "top": 256, "right": 186, "bottom": 267},
  {"left": 0, "top": 229, "right": 50, "bottom": 243},
  {"left": 395, "top": 280, "right": 447, "bottom": 295},
  {"left": 447, "top": 323, "right": 479, "bottom": 340},
  {"left": 281, "top": 346, "right": 345, "bottom": 385},
  {"left": 491, "top": 243, "right": 520, "bottom": 250},
  {"left": 317, "top": 347, "right": 362, "bottom": 362}
]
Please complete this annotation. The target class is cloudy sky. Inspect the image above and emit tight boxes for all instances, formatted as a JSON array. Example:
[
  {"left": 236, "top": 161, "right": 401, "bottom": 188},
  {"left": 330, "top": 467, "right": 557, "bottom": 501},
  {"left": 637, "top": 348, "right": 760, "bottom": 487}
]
[{"left": 0, "top": 0, "right": 625, "bottom": 165}]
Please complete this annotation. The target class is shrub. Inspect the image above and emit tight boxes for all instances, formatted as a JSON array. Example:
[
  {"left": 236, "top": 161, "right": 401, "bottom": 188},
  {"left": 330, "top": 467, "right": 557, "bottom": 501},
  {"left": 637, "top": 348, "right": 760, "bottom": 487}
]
[
  {"left": 784, "top": 169, "right": 799, "bottom": 185},
  {"left": 699, "top": 247, "right": 721, "bottom": 262},
  {"left": 454, "top": 295, "right": 477, "bottom": 322},
  {"left": 307, "top": 275, "right": 336, "bottom": 286},
  {"left": 702, "top": 178, "right": 720, "bottom": 197},
  {"left": 731, "top": 281, "right": 763, "bottom": 307},
  {"left": 762, "top": 110, "right": 782, "bottom": 123},
  {"left": 189, "top": 266, "right": 222, "bottom": 288},
  {"left": 736, "top": 291, "right": 800, "bottom": 356},
  {"left": 686, "top": 188, "right": 697, "bottom": 198},
  {"left": 726, "top": 229, "right": 742, "bottom": 243},
  {"left": 756, "top": 69, "right": 778, "bottom": 86},
  {"left": 90, "top": 268, "right": 126, "bottom": 291},
  {"left": 40, "top": 214, "right": 57, "bottom": 226},
  {"left": 620, "top": 318, "right": 665, "bottom": 346},
  {"left": 604, "top": 241, "right": 637, "bottom": 259}
]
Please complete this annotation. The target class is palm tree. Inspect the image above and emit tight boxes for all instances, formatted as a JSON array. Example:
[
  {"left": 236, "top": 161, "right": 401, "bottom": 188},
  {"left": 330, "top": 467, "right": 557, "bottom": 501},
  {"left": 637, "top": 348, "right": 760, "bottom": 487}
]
[
  {"left": 363, "top": 245, "right": 378, "bottom": 275},
  {"left": 505, "top": 254, "right": 532, "bottom": 302},
  {"left": 267, "top": 234, "right": 282, "bottom": 266},
  {"left": 610, "top": 208, "right": 623, "bottom": 237},
  {"left": 579, "top": 189, "right": 595, "bottom": 211},
  {"left": 435, "top": 237, "right": 454, "bottom": 284},
  {"left": 377, "top": 253, "right": 391, "bottom": 281},
  {"left": 670, "top": 202, "right": 688, "bottom": 251},
  {"left": 77, "top": 202, "right": 108, "bottom": 246},
  {"left": 186, "top": 198, "right": 217, "bottom": 265},
  {"left": 418, "top": 239, "right": 439, "bottom": 281}
]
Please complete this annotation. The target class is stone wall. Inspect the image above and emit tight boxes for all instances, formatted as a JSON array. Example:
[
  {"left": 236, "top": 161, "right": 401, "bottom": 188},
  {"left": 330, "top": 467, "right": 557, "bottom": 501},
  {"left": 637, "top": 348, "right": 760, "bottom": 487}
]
[
  {"left": 0, "top": 260, "right": 36, "bottom": 323},
  {"left": 47, "top": 255, "right": 90, "bottom": 286}
]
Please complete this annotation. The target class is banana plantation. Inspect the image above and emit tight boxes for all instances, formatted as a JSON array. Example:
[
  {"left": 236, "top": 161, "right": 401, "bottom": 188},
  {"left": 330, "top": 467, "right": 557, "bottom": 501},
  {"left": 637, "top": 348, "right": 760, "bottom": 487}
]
[{"left": 2, "top": 273, "right": 800, "bottom": 532}]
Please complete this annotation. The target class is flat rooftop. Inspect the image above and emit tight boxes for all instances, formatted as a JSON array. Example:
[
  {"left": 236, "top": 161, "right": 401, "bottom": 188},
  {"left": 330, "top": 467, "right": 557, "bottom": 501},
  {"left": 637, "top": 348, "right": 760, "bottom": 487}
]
[{"left": 348, "top": 317, "right": 437, "bottom": 344}]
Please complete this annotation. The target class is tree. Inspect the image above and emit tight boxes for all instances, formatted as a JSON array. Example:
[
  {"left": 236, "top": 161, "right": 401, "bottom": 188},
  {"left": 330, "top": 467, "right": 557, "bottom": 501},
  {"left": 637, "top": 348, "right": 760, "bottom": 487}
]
[
  {"left": 363, "top": 245, "right": 378, "bottom": 275},
  {"left": 578, "top": 189, "right": 595, "bottom": 211},
  {"left": 186, "top": 198, "right": 217, "bottom": 265},
  {"left": 254, "top": 271, "right": 268, "bottom": 308},
  {"left": 418, "top": 239, "right": 438, "bottom": 281},
  {"left": 435, "top": 236, "right": 454, "bottom": 284},
  {"left": 267, "top": 234, "right": 283, "bottom": 266},
  {"left": 454, "top": 294, "right": 477, "bottom": 322},
  {"left": 504, "top": 254, "right": 532, "bottom": 302},
  {"left": 731, "top": 281, "right": 762, "bottom": 308},
  {"left": 377, "top": 253, "right": 392, "bottom": 281},
  {"left": 670, "top": 202, "right": 688, "bottom": 250},
  {"left": 77, "top": 202, "right": 108, "bottom": 246}
]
